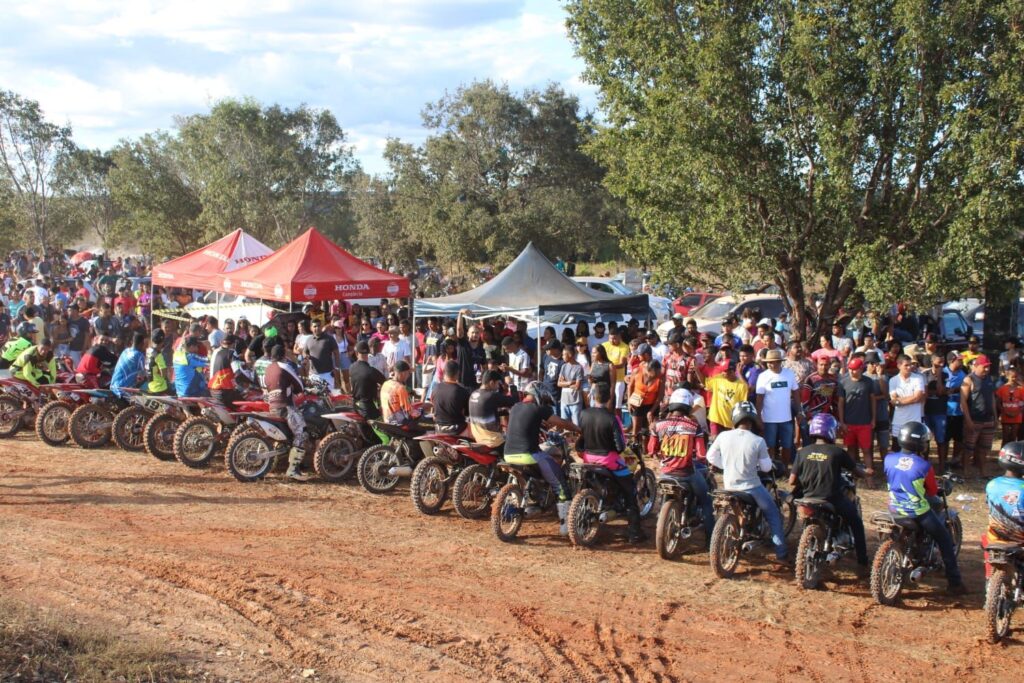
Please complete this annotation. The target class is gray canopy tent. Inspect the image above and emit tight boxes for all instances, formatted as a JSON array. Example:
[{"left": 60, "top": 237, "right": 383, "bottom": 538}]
[{"left": 414, "top": 242, "right": 649, "bottom": 378}]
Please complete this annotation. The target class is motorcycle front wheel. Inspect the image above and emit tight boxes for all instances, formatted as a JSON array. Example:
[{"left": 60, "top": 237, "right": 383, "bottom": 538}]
[
  {"left": 870, "top": 538, "right": 905, "bottom": 606},
  {"left": 795, "top": 523, "right": 827, "bottom": 590},
  {"left": 709, "top": 513, "right": 741, "bottom": 578},
  {"left": 491, "top": 482, "right": 525, "bottom": 542},
  {"left": 655, "top": 500, "right": 683, "bottom": 560},
  {"left": 984, "top": 569, "right": 1015, "bottom": 643}
]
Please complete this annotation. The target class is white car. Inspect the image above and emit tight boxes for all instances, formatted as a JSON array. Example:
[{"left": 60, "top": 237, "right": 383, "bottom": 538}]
[
  {"left": 525, "top": 312, "right": 637, "bottom": 342},
  {"left": 656, "top": 293, "right": 789, "bottom": 338},
  {"left": 571, "top": 276, "right": 670, "bottom": 323}
]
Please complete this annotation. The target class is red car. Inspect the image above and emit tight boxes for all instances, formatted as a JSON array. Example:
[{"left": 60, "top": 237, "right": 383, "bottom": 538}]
[{"left": 672, "top": 292, "right": 720, "bottom": 317}]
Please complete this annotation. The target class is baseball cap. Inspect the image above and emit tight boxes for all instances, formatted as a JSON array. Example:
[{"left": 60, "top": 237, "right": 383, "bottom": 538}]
[
  {"left": 862, "top": 330, "right": 874, "bottom": 338},
  {"left": 946, "top": 350, "right": 961, "bottom": 363},
  {"left": 355, "top": 340, "right": 370, "bottom": 354},
  {"left": 974, "top": 355, "right": 992, "bottom": 367},
  {"left": 757, "top": 318, "right": 772, "bottom": 328},
  {"left": 847, "top": 358, "right": 865, "bottom": 370},
  {"left": 864, "top": 351, "right": 882, "bottom": 364},
  {"left": 544, "top": 339, "right": 562, "bottom": 351},
  {"left": 672, "top": 312, "right": 684, "bottom": 320},
  {"left": 636, "top": 343, "right": 652, "bottom": 356}
]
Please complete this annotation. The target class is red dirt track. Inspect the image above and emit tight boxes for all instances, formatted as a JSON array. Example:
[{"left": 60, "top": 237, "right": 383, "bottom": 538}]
[{"left": 1, "top": 433, "right": 1020, "bottom": 681}]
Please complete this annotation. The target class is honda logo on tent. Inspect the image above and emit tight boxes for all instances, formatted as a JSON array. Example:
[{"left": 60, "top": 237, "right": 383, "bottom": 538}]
[
  {"left": 387, "top": 282, "right": 400, "bottom": 296},
  {"left": 223, "top": 279, "right": 232, "bottom": 291},
  {"left": 274, "top": 284, "right": 285, "bottom": 298},
  {"left": 303, "top": 284, "right": 318, "bottom": 298}
]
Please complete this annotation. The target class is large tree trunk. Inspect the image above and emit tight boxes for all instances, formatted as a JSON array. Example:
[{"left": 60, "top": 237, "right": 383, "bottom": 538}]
[{"left": 777, "top": 255, "right": 808, "bottom": 342}]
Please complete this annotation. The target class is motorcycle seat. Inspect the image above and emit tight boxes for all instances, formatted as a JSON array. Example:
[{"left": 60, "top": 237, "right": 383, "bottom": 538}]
[
  {"left": 894, "top": 517, "right": 922, "bottom": 530},
  {"left": 794, "top": 498, "right": 835, "bottom": 512},
  {"left": 572, "top": 463, "right": 614, "bottom": 477},
  {"left": 986, "top": 541, "right": 1022, "bottom": 553},
  {"left": 715, "top": 489, "right": 757, "bottom": 505},
  {"left": 498, "top": 462, "right": 538, "bottom": 473}
]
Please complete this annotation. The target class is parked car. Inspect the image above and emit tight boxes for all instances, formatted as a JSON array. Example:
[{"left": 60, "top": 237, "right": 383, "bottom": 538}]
[
  {"left": 525, "top": 312, "right": 637, "bottom": 343},
  {"left": 657, "top": 294, "right": 789, "bottom": 338},
  {"left": 672, "top": 291, "right": 721, "bottom": 317},
  {"left": 572, "top": 276, "right": 671, "bottom": 323},
  {"left": 926, "top": 308, "right": 975, "bottom": 351}
]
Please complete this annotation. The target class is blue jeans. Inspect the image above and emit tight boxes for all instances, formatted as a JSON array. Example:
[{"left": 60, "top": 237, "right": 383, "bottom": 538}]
[
  {"left": 763, "top": 420, "right": 794, "bottom": 452},
  {"left": 747, "top": 485, "right": 787, "bottom": 559},
  {"left": 532, "top": 450, "right": 568, "bottom": 501},
  {"left": 561, "top": 402, "right": 581, "bottom": 426},
  {"left": 916, "top": 509, "right": 962, "bottom": 584},
  {"left": 682, "top": 465, "right": 715, "bottom": 540},
  {"left": 923, "top": 413, "right": 947, "bottom": 444}
]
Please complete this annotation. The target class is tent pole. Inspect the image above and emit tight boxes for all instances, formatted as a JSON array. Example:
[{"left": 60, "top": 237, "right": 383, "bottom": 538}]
[{"left": 536, "top": 308, "right": 541, "bottom": 379}]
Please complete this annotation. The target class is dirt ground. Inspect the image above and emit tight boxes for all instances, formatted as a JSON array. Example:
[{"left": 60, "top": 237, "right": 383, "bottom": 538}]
[{"left": 1, "top": 433, "right": 1021, "bottom": 682}]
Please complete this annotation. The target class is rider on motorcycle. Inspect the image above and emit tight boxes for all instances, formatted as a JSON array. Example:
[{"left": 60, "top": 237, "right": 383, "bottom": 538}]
[
  {"left": 263, "top": 343, "right": 308, "bottom": 482},
  {"left": 789, "top": 413, "right": 872, "bottom": 571},
  {"left": 984, "top": 442, "right": 1024, "bottom": 557},
  {"left": 75, "top": 343, "right": 118, "bottom": 388},
  {"left": 144, "top": 330, "right": 170, "bottom": 395},
  {"left": 579, "top": 382, "right": 645, "bottom": 543},
  {"left": 173, "top": 336, "right": 209, "bottom": 398},
  {"left": 350, "top": 340, "right": 386, "bottom": 420},
  {"left": 469, "top": 369, "right": 517, "bottom": 448},
  {"left": 11, "top": 338, "right": 56, "bottom": 386},
  {"left": 706, "top": 401, "right": 789, "bottom": 563},
  {"left": 883, "top": 421, "right": 967, "bottom": 594},
  {"left": 648, "top": 387, "right": 714, "bottom": 545},
  {"left": 110, "top": 331, "right": 149, "bottom": 397},
  {"left": 0, "top": 322, "right": 37, "bottom": 372},
  {"left": 381, "top": 361, "right": 421, "bottom": 428},
  {"left": 208, "top": 334, "right": 242, "bottom": 410},
  {"left": 503, "top": 381, "right": 581, "bottom": 535},
  {"left": 431, "top": 360, "right": 471, "bottom": 435}
]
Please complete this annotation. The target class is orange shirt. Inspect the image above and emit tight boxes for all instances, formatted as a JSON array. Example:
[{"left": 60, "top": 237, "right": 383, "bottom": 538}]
[{"left": 996, "top": 383, "right": 1024, "bottom": 424}]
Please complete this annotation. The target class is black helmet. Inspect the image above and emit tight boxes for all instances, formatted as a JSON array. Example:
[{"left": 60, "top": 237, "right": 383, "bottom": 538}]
[
  {"left": 16, "top": 322, "right": 37, "bottom": 340},
  {"left": 897, "top": 421, "right": 930, "bottom": 456},
  {"left": 523, "top": 381, "right": 554, "bottom": 407},
  {"left": 997, "top": 441, "right": 1024, "bottom": 476},
  {"left": 731, "top": 401, "right": 761, "bottom": 431}
]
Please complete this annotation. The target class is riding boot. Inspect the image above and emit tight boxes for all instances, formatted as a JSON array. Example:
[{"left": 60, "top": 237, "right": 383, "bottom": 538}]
[
  {"left": 626, "top": 509, "right": 647, "bottom": 544},
  {"left": 557, "top": 501, "right": 570, "bottom": 536},
  {"left": 285, "top": 447, "right": 310, "bottom": 482}
]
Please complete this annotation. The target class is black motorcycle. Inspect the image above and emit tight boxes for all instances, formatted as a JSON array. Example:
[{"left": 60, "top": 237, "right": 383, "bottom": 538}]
[
  {"left": 708, "top": 461, "right": 795, "bottom": 578},
  {"left": 869, "top": 473, "right": 963, "bottom": 606},
  {"left": 793, "top": 472, "right": 861, "bottom": 589},
  {"left": 565, "top": 449, "right": 658, "bottom": 548},
  {"left": 490, "top": 432, "right": 572, "bottom": 543},
  {"left": 655, "top": 467, "right": 717, "bottom": 560},
  {"left": 983, "top": 541, "right": 1023, "bottom": 643}
]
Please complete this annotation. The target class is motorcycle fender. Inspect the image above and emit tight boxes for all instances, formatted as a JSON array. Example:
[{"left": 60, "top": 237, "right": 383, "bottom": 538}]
[{"left": 251, "top": 419, "right": 289, "bottom": 442}]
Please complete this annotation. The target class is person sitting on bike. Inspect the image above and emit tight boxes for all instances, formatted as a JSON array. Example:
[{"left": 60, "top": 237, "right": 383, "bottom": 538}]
[
  {"left": 381, "top": 361, "right": 422, "bottom": 428},
  {"left": 706, "top": 401, "right": 789, "bottom": 564},
  {"left": 431, "top": 360, "right": 471, "bottom": 435},
  {"left": 208, "top": 334, "right": 242, "bottom": 410},
  {"left": 504, "top": 381, "right": 581, "bottom": 535},
  {"left": 579, "top": 382, "right": 646, "bottom": 543},
  {"left": 110, "top": 331, "right": 148, "bottom": 398},
  {"left": 789, "top": 413, "right": 872, "bottom": 573},
  {"left": 469, "top": 369, "right": 517, "bottom": 449},
  {"left": 264, "top": 343, "right": 308, "bottom": 482},
  {"left": 983, "top": 441, "right": 1024, "bottom": 571},
  {"left": 350, "top": 340, "right": 385, "bottom": 420},
  {"left": 11, "top": 338, "right": 56, "bottom": 387},
  {"left": 883, "top": 421, "right": 967, "bottom": 594},
  {"left": 648, "top": 387, "right": 714, "bottom": 546},
  {"left": 75, "top": 342, "right": 118, "bottom": 388},
  {"left": 0, "top": 322, "right": 37, "bottom": 373},
  {"left": 173, "top": 335, "right": 209, "bottom": 398},
  {"left": 144, "top": 330, "right": 170, "bottom": 395}
]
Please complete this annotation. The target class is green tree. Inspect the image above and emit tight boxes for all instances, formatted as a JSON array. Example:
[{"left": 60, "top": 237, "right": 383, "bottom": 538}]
[
  {"left": 57, "top": 148, "right": 117, "bottom": 249},
  {"left": 567, "top": 0, "right": 1024, "bottom": 339},
  {"left": 175, "top": 98, "right": 358, "bottom": 246},
  {"left": 348, "top": 170, "right": 421, "bottom": 273},
  {"left": 108, "top": 134, "right": 205, "bottom": 257},
  {"left": 0, "top": 90, "right": 76, "bottom": 251}
]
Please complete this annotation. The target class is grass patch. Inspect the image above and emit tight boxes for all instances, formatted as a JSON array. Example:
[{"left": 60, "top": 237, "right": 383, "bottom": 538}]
[{"left": 0, "top": 599, "right": 188, "bottom": 682}]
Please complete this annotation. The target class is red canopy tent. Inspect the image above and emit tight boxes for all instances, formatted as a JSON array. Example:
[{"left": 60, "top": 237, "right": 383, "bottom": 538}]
[
  {"left": 152, "top": 229, "right": 273, "bottom": 291},
  {"left": 221, "top": 227, "right": 410, "bottom": 302}
]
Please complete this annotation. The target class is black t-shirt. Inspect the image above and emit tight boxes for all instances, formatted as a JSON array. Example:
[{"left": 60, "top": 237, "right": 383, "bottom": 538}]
[
  {"left": 305, "top": 333, "right": 339, "bottom": 374},
  {"left": 247, "top": 333, "right": 265, "bottom": 359},
  {"left": 469, "top": 387, "right": 517, "bottom": 432},
  {"left": 838, "top": 375, "right": 876, "bottom": 426},
  {"left": 580, "top": 407, "right": 625, "bottom": 456},
  {"left": 504, "top": 402, "right": 554, "bottom": 455},
  {"left": 349, "top": 360, "right": 385, "bottom": 404},
  {"left": 792, "top": 443, "right": 857, "bottom": 499},
  {"left": 922, "top": 368, "right": 949, "bottom": 416},
  {"left": 457, "top": 338, "right": 487, "bottom": 389},
  {"left": 67, "top": 317, "right": 91, "bottom": 351},
  {"left": 431, "top": 381, "right": 471, "bottom": 428}
]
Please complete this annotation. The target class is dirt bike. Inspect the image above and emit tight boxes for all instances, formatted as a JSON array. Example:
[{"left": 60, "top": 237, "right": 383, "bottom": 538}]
[
  {"left": 68, "top": 389, "right": 127, "bottom": 449},
  {"left": 171, "top": 394, "right": 266, "bottom": 469},
  {"left": 0, "top": 378, "right": 81, "bottom": 439},
  {"left": 490, "top": 432, "right": 574, "bottom": 543},
  {"left": 708, "top": 461, "right": 796, "bottom": 578},
  {"left": 224, "top": 383, "right": 346, "bottom": 482},
  {"left": 354, "top": 403, "right": 432, "bottom": 494},
  {"left": 409, "top": 430, "right": 474, "bottom": 515},
  {"left": 311, "top": 406, "right": 374, "bottom": 483},
  {"left": 983, "top": 541, "right": 1024, "bottom": 643},
  {"left": 565, "top": 447, "right": 658, "bottom": 548},
  {"left": 793, "top": 472, "right": 862, "bottom": 590},
  {"left": 655, "top": 466, "right": 717, "bottom": 560},
  {"left": 34, "top": 384, "right": 94, "bottom": 446},
  {"left": 111, "top": 389, "right": 205, "bottom": 461},
  {"left": 869, "top": 473, "right": 964, "bottom": 606}
]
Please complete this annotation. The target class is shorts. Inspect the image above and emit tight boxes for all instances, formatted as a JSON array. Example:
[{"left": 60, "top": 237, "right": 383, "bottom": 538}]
[
  {"left": 964, "top": 420, "right": 996, "bottom": 454},
  {"left": 844, "top": 423, "right": 873, "bottom": 450},
  {"left": 763, "top": 420, "right": 794, "bottom": 451},
  {"left": 338, "top": 353, "right": 352, "bottom": 371},
  {"left": 923, "top": 414, "right": 947, "bottom": 444},
  {"left": 946, "top": 415, "right": 964, "bottom": 442}
]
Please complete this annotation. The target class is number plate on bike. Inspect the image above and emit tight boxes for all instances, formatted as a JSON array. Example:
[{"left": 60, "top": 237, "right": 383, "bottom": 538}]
[{"left": 142, "top": 398, "right": 165, "bottom": 412}]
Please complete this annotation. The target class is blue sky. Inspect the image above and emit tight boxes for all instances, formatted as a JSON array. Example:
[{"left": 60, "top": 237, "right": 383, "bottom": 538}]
[{"left": 0, "top": 0, "right": 596, "bottom": 173}]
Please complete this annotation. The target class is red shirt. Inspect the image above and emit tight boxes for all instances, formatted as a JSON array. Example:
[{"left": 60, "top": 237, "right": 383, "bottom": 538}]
[{"left": 114, "top": 295, "right": 137, "bottom": 315}]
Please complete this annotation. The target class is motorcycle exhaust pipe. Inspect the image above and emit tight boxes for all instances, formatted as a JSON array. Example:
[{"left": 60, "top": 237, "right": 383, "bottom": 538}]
[
  {"left": 741, "top": 540, "right": 762, "bottom": 553},
  {"left": 826, "top": 551, "right": 841, "bottom": 565},
  {"left": 909, "top": 568, "right": 925, "bottom": 583},
  {"left": 253, "top": 448, "right": 289, "bottom": 462},
  {"left": 599, "top": 511, "right": 618, "bottom": 523},
  {"left": 387, "top": 465, "right": 413, "bottom": 478},
  {"left": 679, "top": 527, "right": 693, "bottom": 540}
]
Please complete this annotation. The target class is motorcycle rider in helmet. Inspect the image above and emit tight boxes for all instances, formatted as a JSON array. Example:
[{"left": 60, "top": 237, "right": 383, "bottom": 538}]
[
  {"left": 706, "top": 401, "right": 789, "bottom": 563},
  {"left": 264, "top": 343, "right": 309, "bottom": 482},
  {"left": 883, "top": 421, "right": 967, "bottom": 594},
  {"left": 503, "top": 380, "right": 581, "bottom": 535},
  {"left": 983, "top": 442, "right": 1024, "bottom": 569},
  {"left": 789, "top": 413, "right": 872, "bottom": 573},
  {"left": 11, "top": 337, "right": 56, "bottom": 386},
  {"left": 0, "top": 322, "right": 38, "bottom": 373},
  {"left": 579, "top": 382, "right": 645, "bottom": 543},
  {"left": 648, "top": 387, "right": 714, "bottom": 546}
]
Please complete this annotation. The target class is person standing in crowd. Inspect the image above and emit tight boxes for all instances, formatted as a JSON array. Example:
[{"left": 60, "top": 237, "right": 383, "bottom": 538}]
[
  {"left": 558, "top": 344, "right": 584, "bottom": 426},
  {"left": 455, "top": 309, "right": 487, "bottom": 390},
  {"left": 945, "top": 351, "right": 967, "bottom": 467},
  {"left": 382, "top": 325, "right": 411, "bottom": 377},
  {"left": 349, "top": 340, "right": 386, "bottom": 419},
  {"left": 738, "top": 343, "right": 760, "bottom": 392},
  {"left": 305, "top": 319, "right": 341, "bottom": 390},
  {"left": 205, "top": 316, "right": 224, "bottom": 351},
  {"left": 331, "top": 319, "right": 355, "bottom": 394},
  {"left": 921, "top": 353, "right": 951, "bottom": 471},
  {"left": 503, "top": 336, "right": 532, "bottom": 391},
  {"left": 890, "top": 354, "right": 926, "bottom": 451},
  {"left": 367, "top": 337, "right": 388, "bottom": 376},
  {"left": 784, "top": 341, "right": 813, "bottom": 386},
  {"left": 996, "top": 362, "right": 1024, "bottom": 444},
  {"left": 756, "top": 348, "right": 800, "bottom": 465},
  {"left": 961, "top": 355, "right": 997, "bottom": 479},
  {"left": 602, "top": 327, "right": 630, "bottom": 411},
  {"left": 540, "top": 340, "right": 564, "bottom": 414},
  {"left": 837, "top": 356, "right": 880, "bottom": 474},
  {"left": 705, "top": 358, "right": 748, "bottom": 438}
]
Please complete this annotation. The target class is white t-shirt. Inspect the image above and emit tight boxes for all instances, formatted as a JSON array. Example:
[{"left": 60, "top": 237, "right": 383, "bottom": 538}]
[
  {"left": 706, "top": 428, "right": 772, "bottom": 491},
  {"left": 588, "top": 334, "right": 608, "bottom": 351},
  {"left": 889, "top": 373, "right": 925, "bottom": 434},
  {"left": 382, "top": 338, "right": 411, "bottom": 371},
  {"left": 755, "top": 367, "right": 798, "bottom": 424}
]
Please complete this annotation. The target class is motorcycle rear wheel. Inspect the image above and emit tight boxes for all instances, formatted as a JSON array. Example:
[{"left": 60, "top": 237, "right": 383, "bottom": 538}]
[
  {"left": 0, "top": 395, "right": 24, "bottom": 437},
  {"left": 984, "top": 569, "right": 1014, "bottom": 643},
  {"left": 655, "top": 500, "right": 683, "bottom": 561},
  {"left": 567, "top": 488, "right": 602, "bottom": 548},
  {"left": 225, "top": 432, "right": 276, "bottom": 482},
  {"left": 452, "top": 463, "right": 491, "bottom": 519},
  {"left": 795, "top": 523, "right": 827, "bottom": 590},
  {"left": 357, "top": 444, "right": 401, "bottom": 494},
  {"left": 174, "top": 415, "right": 219, "bottom": 468},
  {"left": 313, "top": 432, "right": 360, "bottom": 482},
  {"left": 635, "top": 468, "right": 658, "bottom": 518},
  {"left": 69, "top": 403, "right": 112, "bottom": 449},
  {"left": 144, "top": 413, "right": 180, "bottom": 461},
  {"left": 870, "top": 538, "right": 905, "bottom": 606},
  {"left": 35, "top": 401, "right": 72, "bottom": 446},
  {"left": 491, "top": 482, "right": 524, "bottom": 542},
  {"left": 410, "top": 456, "right": 449, "bottom": 515},
  {"left": 112, "top": 405, "right": 147, "bottom": 452},
  {"left": 709, "top": 513, "right": 742, "bottom": 578}
]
